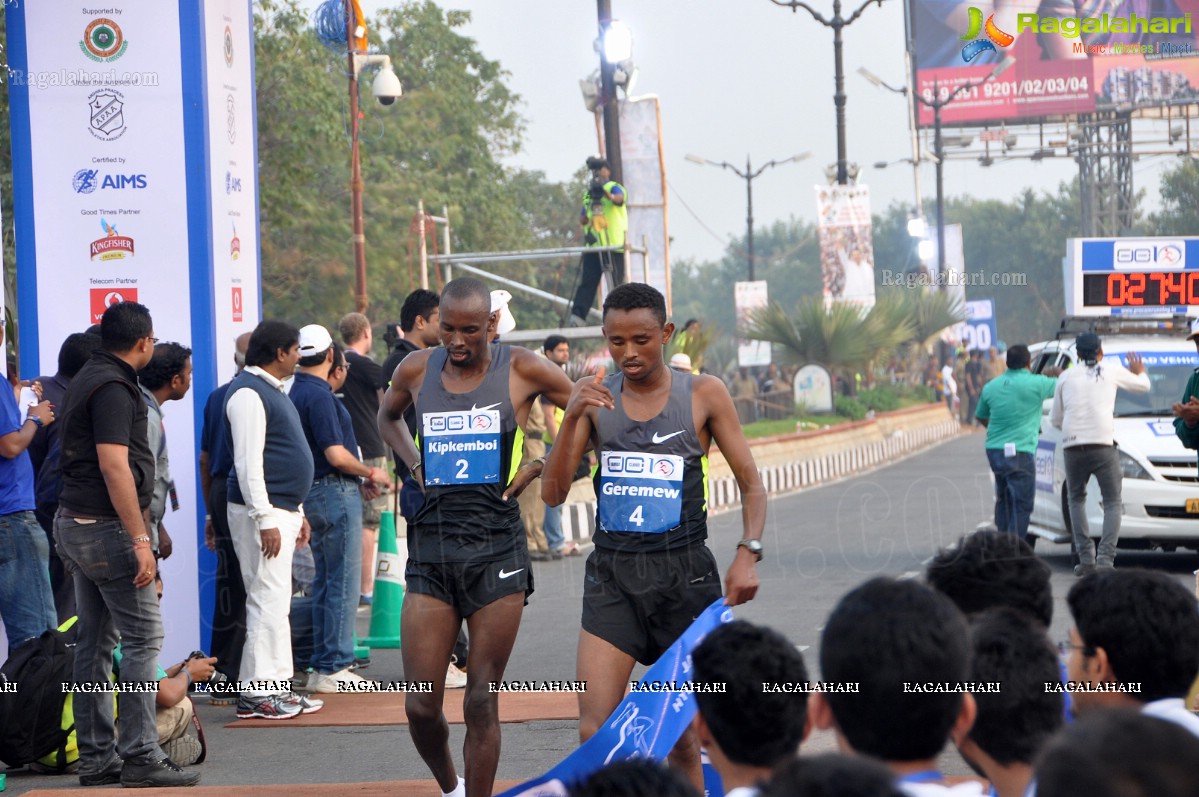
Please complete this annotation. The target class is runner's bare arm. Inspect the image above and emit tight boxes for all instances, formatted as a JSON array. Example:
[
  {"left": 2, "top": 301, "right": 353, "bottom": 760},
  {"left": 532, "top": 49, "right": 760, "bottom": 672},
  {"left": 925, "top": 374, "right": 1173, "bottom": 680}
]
[
  {"left": 543, "top": 368, "right": 611, "bottom": 507},
  {"left": 698, "top": 375, "right": 764, "bottom": 606},
  {"left": 377, "top": 349, "right": 431, "bottom": 478}
]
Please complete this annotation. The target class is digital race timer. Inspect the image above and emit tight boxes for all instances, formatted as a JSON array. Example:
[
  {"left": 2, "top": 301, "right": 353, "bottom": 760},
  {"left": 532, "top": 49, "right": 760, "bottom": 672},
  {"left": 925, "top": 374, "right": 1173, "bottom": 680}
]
[
  {"left": 1065, "top": 238, "right": 1199, "bottom": 317},
  {"left": 1082, "top": 271, "right": 1199, "bottom": 308}
]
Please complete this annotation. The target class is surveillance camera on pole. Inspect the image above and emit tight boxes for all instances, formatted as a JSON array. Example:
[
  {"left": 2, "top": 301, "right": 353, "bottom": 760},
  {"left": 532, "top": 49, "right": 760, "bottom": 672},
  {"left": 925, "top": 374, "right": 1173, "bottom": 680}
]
[{"left": 353, "top": 53, "right": 402, "bottom": 106}]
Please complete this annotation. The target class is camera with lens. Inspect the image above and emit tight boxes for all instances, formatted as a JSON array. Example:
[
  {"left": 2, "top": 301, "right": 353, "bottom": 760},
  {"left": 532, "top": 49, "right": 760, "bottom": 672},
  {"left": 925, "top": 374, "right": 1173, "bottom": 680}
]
[
  {"left": 187, "top": 650, "right": 228, "bottom": 687},
  {"left": 585, "top": 156, "right": 608, "bottom": 203},
  {"left": 382, "top": 322, "right": 402, "bottom": 349}
]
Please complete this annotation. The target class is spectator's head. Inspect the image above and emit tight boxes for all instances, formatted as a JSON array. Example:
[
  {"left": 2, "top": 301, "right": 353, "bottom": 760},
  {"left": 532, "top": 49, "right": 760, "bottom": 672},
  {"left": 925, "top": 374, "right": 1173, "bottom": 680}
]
[
  {"left": 57, "top": 332, "right": 102, "bottom": 378},
  {"left": 813, "top": 577, "right": 974, "bottom": 764},
  {"left": 245, "top": 320, "right": 301, "bottom": 375},
  {"left": 1065, "top": 569, "right": 1199, "bottom": 709},
  {"left": 440, "top": 278, "right": 494, "bottom": 368},
  {"left": 399, "top": 288, "right": 441, "bottom": 348},
  {"left": 327, "top": 342, "right": 348, "bottom": 391},
  {"left": 759, "top": 754, "right": 904, "bottom": 797},
  {"left": 85, "top": 323, "right": 102, "bottom": 336},
  {"left": 138, "top": 342, "right": 193, "bottom": 402},
  {"left": 1006, "top": 345, "right": 1031, "bottom": 370},
  {"left": 297, "top": 324, "right": 335, "bottom": 369},
  {"left": 100, "top": 301, "right": 155, "bottom": 368},
  {"left": 602, "top": 284, "right": 672, "bottom": 383},
  {"left": 682, "top": 318, "right": 700, "bottom": 334},
  {"left": 568, "top": 759, "right": 700, "bottom": 797},
  {"left": 234, "top": 331, "right": 252, "bottom": 370},
  {"left": 544, "top": 334, "right": 570, "bottom": 365},
  {"left": 338, "top": 312, "right": 371, "bottom": 348},
  {"left": 691, "top": 621, "right": 811, "bottom": 780},
  {"left": 957, "top": 608, "right": 1063, "bottom": 780},
  {"left": 926, "top": 531, "right": 1053, "bottom": 627},
  {"left": 1034, "top": 709, "right": 1199, "bottom": 797}
]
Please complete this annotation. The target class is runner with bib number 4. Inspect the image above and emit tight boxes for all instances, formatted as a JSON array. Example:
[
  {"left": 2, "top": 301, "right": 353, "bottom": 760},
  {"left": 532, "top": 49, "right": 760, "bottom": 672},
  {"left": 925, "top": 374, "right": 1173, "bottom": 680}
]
[
  {"left": 542, "top": 283, "right": 767, "bottom": 793},
  {"left": 378, "top": 278, "right": 574, "bottom": 797}
]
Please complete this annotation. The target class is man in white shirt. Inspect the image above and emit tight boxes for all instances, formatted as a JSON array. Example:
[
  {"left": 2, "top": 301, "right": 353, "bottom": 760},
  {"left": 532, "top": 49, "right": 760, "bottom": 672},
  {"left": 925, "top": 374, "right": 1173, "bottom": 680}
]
[
  {"left": 1050, "top": 333, "right": 1149, "bottom": 574},
  {"left": 1065, "top": 568, "right": 1199, "bottom": 739},
  {"left": 223, "top": 320, "right": 321, "bottom": 721},
  {"left": 941, "top": 358, "right": 958, "bottom": 415}
]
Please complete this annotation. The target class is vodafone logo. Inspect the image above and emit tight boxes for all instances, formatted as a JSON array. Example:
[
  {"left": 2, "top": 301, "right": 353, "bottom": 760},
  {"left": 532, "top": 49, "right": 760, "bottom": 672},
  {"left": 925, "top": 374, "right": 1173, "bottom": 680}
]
[
  {"left": 90, "top": 287, "right": 138, "bottom": 322},
  {"left": 232, "top": 286, "right": 243, "bottom": 322}
]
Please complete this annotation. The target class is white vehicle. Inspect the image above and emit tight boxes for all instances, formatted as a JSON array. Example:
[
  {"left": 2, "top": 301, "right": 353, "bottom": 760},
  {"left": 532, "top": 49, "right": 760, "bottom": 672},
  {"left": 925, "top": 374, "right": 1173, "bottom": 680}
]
[{"left": 1027, "top": 318, "right": 1199, "bottom": 555}]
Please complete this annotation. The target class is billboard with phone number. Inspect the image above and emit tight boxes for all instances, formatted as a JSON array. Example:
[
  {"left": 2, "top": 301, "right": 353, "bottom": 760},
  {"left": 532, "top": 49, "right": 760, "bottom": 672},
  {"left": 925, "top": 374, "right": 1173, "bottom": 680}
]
[{"left": 909, "top": 0, "right": 1199, "bottom": 126}]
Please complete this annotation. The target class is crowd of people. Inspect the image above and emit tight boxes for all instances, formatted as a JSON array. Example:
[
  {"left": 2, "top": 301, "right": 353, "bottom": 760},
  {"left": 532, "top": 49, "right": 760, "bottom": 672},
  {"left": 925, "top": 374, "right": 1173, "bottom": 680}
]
[{"left": 4, "top": 289, "right": 1199, "bottom": 797}]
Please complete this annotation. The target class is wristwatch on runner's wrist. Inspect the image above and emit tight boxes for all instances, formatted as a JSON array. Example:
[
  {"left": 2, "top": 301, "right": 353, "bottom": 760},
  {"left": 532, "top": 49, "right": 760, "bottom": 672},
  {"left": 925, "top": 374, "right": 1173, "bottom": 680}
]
[{"left": 736, "top": 539, "right": 763, "bottom": 562}]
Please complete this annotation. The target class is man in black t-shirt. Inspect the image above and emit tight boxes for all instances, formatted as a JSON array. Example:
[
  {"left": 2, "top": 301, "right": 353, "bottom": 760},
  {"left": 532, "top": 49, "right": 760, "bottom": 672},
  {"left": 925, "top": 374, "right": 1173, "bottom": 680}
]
[
  {"left": 55, "top": 301, "right": 200, "bottom": 788},
  {"left": 337, "top": 312, "right": 390, "bottom": 606}
]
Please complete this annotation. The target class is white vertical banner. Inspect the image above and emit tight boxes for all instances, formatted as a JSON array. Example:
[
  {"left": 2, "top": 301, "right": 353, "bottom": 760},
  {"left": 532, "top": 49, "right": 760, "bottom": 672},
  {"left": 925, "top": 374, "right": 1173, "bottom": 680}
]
[
  {"left": 8, "top": 1, "right": 261, "bottom": 662},
  {"left": 816, "top": 185, "right": 876, "bottom": 310},
  {"left": 735, "top": 280, "right": 771, "bottom": 367},
  {"left": 618, "top": 96, "right": 671, "bottom": 311}
]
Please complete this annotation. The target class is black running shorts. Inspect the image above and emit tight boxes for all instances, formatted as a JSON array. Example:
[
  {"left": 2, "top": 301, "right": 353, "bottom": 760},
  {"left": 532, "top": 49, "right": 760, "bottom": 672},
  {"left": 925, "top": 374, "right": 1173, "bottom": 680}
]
[
  {"left": 405, "top": 549, "right": 534, "bottom": 618},
  {"left": 581, "top": 544, "right": 723, "bottom": 664}
]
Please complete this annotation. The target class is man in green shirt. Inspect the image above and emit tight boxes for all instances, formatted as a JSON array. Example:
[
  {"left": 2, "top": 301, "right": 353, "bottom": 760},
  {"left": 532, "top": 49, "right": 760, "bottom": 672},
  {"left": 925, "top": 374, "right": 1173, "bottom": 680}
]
[
  {"left": 1171, "top": 321, "right": 1199, "bottom": 470},
  {"left": 975, "top": 344, "right": 1057, "bottom": 541}
]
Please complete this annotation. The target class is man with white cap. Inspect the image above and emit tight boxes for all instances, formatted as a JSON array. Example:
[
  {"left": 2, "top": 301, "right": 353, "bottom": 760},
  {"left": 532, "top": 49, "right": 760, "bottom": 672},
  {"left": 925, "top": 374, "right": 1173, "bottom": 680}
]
[
  {"left": 1052, "top": 332, "right": 1148, "bottom": 575},
  {"left": 669, "top": 352, "right": 693, "bottom": 373},
  {"left": 490, "top": 289, "right": 516, "bottom": 339},
  {"left": 289, "top": 325, "right": 390, "bottom": 693},
  {"left": 224, "top": 320, "right": 322, "bottom": 720}
]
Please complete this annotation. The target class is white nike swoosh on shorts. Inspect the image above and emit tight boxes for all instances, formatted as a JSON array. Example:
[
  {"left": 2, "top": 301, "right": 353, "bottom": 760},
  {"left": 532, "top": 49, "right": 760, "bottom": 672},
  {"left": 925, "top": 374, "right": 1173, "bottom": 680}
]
[{"left": 499, "top": 568, "right": 525, "bottom": 579}]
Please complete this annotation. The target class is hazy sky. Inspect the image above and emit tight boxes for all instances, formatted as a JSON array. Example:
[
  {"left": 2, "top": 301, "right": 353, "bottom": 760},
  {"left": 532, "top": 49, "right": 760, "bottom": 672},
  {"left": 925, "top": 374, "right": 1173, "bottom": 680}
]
[{"left": 337, "top": 0, "right": 1181, "bottom": 269}]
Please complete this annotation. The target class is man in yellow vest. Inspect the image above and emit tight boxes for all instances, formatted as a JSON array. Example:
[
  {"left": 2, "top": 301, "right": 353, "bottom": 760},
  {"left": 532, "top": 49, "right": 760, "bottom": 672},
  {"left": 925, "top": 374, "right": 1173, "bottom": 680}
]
[{"left": 570, "top": 156, "right": 627, "bottom": 327}]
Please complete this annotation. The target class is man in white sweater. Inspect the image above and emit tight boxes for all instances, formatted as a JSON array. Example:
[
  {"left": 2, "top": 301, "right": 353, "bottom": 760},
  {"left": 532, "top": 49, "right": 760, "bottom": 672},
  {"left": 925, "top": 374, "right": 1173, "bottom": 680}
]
[{"left": 1050, "top": 333, "right": 1149, "bottom": 575}]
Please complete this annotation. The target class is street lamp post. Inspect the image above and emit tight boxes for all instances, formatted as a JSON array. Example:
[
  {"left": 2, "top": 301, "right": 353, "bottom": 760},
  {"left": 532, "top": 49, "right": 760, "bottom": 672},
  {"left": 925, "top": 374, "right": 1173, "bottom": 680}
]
[
  {"left": 684, "top": 152, "right": 811, "bottom": 281},
  {"left": 769, "top": 0, "right": 886, "bottom": 185},
  {"left": 345, "top": 5, "right": 367, "bottom": 313},
  {"left": 861, "top": 59, "right": 1012, "bottom": 279},
  {"left": 596, "top": 1, "right": 630, "bottom": 182}
]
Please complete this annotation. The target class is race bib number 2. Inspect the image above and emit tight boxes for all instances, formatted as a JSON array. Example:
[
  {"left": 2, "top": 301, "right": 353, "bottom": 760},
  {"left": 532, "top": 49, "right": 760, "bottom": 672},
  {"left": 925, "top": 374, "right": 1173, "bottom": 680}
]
[
  {"left": 599, "top": 451, "right": 684, "bottom": 534},
  {"left": 422, "top": 408, "right": 502, "bottom": 486}
]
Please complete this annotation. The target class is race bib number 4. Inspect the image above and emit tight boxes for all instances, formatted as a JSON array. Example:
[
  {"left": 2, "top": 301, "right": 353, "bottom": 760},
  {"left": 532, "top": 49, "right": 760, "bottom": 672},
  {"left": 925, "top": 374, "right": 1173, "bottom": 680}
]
[
  {"left": 599, "top": 451, "right": 684, "bottom": 534},
  {"left": 422, "top": 408, "right": 502, "bottom": 486}
]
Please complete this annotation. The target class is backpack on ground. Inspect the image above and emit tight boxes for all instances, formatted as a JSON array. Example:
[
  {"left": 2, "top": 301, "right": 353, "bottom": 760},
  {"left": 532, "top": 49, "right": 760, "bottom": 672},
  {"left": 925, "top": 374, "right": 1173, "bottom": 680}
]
[{"left": 0, "top": 622, "right": 76, "bottom": 767}]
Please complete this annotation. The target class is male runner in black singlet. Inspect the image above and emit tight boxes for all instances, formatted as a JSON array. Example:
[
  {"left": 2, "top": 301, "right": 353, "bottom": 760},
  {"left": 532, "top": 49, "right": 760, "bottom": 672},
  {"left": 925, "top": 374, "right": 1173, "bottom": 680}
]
[
  {"left": 542, "top": 282, "right": 766, "bottom": 790},
  {"left": 378, "top": 277, "right": 573, "bottom": 797}
]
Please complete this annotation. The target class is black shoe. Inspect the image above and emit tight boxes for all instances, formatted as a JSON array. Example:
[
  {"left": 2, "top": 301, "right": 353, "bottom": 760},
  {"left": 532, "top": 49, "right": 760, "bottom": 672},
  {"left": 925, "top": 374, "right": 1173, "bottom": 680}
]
[
  {"left": 79, "top": 759, "right": 123, "bottom": 786},
  {"left": 121, "top": 757, "right": 202, "bottom": 788}
]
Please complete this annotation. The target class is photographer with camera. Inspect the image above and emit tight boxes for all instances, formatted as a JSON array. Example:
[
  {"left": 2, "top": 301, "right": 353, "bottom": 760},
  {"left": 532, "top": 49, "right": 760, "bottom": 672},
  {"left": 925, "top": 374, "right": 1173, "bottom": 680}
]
[{"left": 569, "top": 156, "right": 627, "bottom": 327}]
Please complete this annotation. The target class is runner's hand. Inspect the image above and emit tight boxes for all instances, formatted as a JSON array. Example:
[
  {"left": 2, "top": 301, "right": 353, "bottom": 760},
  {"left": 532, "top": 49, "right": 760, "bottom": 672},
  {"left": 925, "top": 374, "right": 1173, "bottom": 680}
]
[
  {"left": 502, "top": 460, "right": 541, "bottom": 502},
  {"left": 566, "top": 366, "right": 614, "bottom": 418},
  {"left": 723, "top": 551, "right": 759, "bottom": 606}
]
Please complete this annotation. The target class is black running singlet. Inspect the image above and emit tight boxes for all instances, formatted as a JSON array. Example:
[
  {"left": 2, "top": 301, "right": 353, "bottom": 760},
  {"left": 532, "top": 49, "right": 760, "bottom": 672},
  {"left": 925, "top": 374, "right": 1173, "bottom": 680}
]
[{"left": 410, "top": 344, "right": 524, "bottom": 562}]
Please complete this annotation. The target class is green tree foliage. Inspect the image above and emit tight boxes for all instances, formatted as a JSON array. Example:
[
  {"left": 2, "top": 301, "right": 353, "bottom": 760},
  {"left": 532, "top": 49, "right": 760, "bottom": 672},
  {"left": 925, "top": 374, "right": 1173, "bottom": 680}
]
[
  {"left": 254, "top": 0, "right": 580, "bottom": 335},
  {"left": 1149, "top": 158, "right": 1199, "bottom": 236}
]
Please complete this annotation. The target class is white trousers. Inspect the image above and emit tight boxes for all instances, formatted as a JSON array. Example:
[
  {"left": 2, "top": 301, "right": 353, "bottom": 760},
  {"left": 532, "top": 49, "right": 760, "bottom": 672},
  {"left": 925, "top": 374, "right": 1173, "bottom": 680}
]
[{"left": 228, "top": 503, "right": 301, "bottom": 697}]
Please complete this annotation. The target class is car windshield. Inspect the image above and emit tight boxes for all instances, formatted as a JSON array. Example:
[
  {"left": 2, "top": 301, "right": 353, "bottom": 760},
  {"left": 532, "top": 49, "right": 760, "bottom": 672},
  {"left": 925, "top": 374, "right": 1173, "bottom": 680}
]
[{"left": 1107, "top": 352, "right": 1199, "bottom": 417}]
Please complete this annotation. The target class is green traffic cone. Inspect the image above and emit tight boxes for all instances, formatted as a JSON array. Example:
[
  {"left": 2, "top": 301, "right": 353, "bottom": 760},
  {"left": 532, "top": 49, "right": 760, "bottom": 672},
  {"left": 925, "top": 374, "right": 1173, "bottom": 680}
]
[{"left": 361, "top": 510, "right": 404, "bottom": 648}]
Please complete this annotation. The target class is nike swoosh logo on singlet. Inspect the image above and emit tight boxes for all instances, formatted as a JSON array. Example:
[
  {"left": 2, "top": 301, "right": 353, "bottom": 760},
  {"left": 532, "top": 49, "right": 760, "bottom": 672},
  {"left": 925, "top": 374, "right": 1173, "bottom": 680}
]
[
  {"left": 471, "top": 402, "right": 502, "bottom": 412},
  {"left": 651, "top": 430, "right": 685, "bottom": 444}
]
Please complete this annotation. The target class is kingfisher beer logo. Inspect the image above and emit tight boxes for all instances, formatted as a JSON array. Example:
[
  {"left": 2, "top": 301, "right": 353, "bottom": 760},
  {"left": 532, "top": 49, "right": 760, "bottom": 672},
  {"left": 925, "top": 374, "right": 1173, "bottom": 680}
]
[
  {"left": 90, "top": 287, "right": 138, "bottom": 323},
  {"left": 81, "top": 18, "right": 128, "bottom": 63},
  {"left": 231, "top": 224, "right": 241, "bottom": 260},
  {"left": 91, "top": 219, "right": 134, "bottom": 261}
]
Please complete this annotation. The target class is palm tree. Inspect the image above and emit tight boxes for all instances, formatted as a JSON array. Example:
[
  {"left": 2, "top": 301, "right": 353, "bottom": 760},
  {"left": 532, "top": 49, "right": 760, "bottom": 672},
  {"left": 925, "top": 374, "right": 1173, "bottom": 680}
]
[{"left": 744, "top": 297, "right": 876, "bottom": 390}]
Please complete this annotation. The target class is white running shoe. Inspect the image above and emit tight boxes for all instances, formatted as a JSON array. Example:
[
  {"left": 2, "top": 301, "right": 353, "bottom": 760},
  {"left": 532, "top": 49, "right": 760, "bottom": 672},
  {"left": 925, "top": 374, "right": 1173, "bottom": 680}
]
[
  {"left": 311, "top": 668, "right": 375, "bottom": 694},
  {"left": 445, "top": 662, "right": 468, "bottom": 689}
]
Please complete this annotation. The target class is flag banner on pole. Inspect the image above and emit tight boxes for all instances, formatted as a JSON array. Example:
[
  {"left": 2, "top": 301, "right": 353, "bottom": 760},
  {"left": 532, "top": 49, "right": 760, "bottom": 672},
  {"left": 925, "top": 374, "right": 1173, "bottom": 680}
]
[{"left": 494, "top": 598, "right": 734, "bottom": 797}]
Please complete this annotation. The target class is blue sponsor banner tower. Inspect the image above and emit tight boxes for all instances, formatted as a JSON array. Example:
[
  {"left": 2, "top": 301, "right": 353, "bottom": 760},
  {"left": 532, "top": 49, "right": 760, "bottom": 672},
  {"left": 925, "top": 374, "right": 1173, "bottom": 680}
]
[{"left": 6, "top": 1, "right": 262, "bottom": 662}]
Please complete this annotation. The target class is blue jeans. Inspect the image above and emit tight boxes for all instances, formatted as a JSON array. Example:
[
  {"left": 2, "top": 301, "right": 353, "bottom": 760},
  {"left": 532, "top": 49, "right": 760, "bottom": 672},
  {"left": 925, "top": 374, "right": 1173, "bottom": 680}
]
[
  {"left": 306, "top": 476, "right": 363, "bottom": 674},
  {"left": 542, "top": 444, "right": 565, "bottom": 551},
  {"left": 0, "top": 510, "right": 57, "bottom": 649},
  {"left": 986, "top": 449, "right": 1036, "bottom": 540},
  {"left": 54, "top": 513, "right": 164, "bottom": 772}
]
